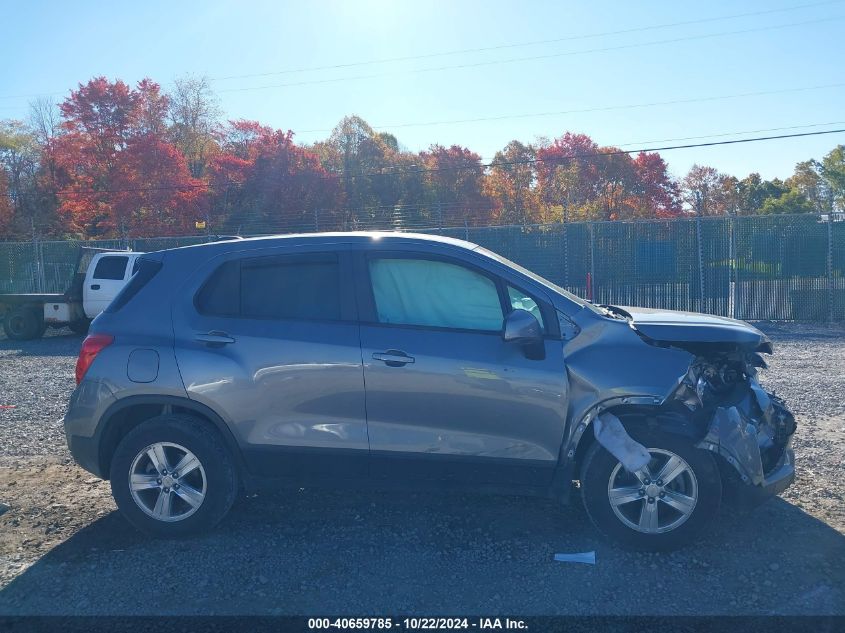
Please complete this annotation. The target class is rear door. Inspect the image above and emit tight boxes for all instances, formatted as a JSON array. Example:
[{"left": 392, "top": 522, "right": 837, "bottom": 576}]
[
  {"left": 172, "top": 247, "right": 368, "bottom": 479},
  {"left": 84, "top": 254, "right": 131, "bottom": 317},
  {"left": 356, "top": 248, "right": 569, "bottom": 487}
]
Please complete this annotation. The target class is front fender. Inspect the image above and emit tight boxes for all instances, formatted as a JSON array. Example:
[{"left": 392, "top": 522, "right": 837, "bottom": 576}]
[{"left": 560, "top": 310, "right": 694, "bottom": 460}]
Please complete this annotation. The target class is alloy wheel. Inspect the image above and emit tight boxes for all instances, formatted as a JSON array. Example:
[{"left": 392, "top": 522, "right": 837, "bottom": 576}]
[
  {"left": 607, "top": 448, "right": 698, "bottom": 534},
  {"left": 128, "top": 442, "right": 207, "bottom": 522}
]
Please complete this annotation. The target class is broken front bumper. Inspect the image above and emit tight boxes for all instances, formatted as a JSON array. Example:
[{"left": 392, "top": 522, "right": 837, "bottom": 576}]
[
  {"left": 696, "top": 379, "right": 797, "bottom": 507},
  {"left": 726, "top": 445, "right": 795, "bottom": 507}
]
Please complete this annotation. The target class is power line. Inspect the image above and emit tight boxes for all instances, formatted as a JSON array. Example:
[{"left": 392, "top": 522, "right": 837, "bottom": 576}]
[
  {"left": 210, "top": 0, "right": 844, "bottom": 81},
  {"left": 55, "top": 127, "right": 845, "bottom": 196},
  {"left": 0, "top": 0, "right": 844, "bottom": 104},
  {"left": 1, "top": 0, "right": 837, "bottom": 103},
  {"left": 218, "top": 16, "right": 844, "bottom": 94},
  {"left": 472, "top": 120, "right": 845, "bottom": 161},
  {"left": 295, "top": 82, "right": 845, "bottom": 134},
  {"left": 613, "top": 121, "right": 845, "bottom": 148}
]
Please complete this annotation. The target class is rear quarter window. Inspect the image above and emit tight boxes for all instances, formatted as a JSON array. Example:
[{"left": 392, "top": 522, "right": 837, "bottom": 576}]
[
  {"left": 104, "top": 259, "right": 162, "bottom": 313},
  {"left": 195, "top": 260, "right": 240, "bottom": 317}
]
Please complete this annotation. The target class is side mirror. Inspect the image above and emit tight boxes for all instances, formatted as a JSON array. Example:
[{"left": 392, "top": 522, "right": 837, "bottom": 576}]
[{"left": 502, "top": 309, "right": 542, "bottom": 344}]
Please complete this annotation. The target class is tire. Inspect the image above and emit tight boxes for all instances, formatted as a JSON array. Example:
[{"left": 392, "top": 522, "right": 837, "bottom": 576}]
[
  {"left": 580, "top": 426, "right": 721, "bottom": 551},
  {"left": 3, "top": 307, "right": 43, "bottom": 340},
  {"left": 68, "top": 319, "right": 90, "bottom": 335},
  {"left": 109, "top": 415, "right": 238, "bottom": 537}
]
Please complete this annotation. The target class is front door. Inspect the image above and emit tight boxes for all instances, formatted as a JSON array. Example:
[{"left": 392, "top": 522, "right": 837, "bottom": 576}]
[{"left": 357, "top": 251, "right": 568, "bottom": 486}]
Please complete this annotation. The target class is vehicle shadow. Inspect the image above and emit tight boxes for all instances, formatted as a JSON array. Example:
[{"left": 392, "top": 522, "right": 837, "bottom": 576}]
[
  {"left": 0, "top": 489, "right": 843, "bottom": 616},
  {"left": 0, "top": 331, "right": 82, "bottom": 356}
]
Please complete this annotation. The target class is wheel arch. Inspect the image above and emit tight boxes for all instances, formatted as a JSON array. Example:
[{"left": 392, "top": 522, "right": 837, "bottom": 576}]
[
  {"left": 97, "top": 395, "right": 246, "bottom": 481},
  {"left": 571, "top": 402, "right": 707, "bottom": 478}
]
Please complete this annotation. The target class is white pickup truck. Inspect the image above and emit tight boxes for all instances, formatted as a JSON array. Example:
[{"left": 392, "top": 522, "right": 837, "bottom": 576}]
[{"left": 0, "top": 248, "right": 144, "bottom": 340}]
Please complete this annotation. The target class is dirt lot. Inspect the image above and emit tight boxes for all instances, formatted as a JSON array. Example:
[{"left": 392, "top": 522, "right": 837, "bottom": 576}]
[{"left": 0, "top": 324, "right": 844, "bottom": 615}]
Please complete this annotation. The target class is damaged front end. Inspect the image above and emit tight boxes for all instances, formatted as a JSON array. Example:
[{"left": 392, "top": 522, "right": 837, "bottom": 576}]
[{"left": 672, "top": 349, "right": 797, "bottom": 506}]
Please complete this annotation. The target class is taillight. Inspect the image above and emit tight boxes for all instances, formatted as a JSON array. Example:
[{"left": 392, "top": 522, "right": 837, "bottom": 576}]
[{"left": 75, "top": 334, "right": 114, "bottom": 384}]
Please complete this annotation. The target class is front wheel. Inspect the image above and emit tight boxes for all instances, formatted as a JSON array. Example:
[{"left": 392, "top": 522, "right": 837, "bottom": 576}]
[
  {"left": 580, "top": 427, "right": 721, "bottom": 551},
  {"left": 109, "top": 415, "right": 238, "bottom": 537}
]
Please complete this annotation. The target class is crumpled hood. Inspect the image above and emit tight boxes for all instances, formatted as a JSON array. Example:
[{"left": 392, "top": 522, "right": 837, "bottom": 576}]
[{"left": 611, "top": 306, "right": 772, "bottom": 353}]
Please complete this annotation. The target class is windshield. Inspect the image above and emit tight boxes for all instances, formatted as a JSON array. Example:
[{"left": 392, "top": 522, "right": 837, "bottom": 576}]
[{"left": 473, "top": 245, "right": 606, "bottom": 315}]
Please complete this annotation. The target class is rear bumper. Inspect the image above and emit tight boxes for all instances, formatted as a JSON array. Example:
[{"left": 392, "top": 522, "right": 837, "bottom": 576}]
[
  {"left": 66, "top": 432, "right": 105, "bottom": 478},
  {"left": 63, "top": 378, "right": 117, "bottom": 479}
]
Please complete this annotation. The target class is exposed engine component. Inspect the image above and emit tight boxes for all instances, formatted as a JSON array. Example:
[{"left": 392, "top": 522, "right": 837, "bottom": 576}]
[{"left": 671, "top": 352, "right": 796, "bottom": 483}]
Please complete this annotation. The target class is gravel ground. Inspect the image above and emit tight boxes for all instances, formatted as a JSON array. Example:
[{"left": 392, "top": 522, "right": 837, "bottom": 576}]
[{"left": 0, "top": 323, "right": 843, "bottom": 615}]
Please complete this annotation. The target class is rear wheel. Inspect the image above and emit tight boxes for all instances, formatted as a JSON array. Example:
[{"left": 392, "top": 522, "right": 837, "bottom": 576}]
[
  {"left": 109, "top": 415, "right": 238, "bottom": 537},
  {"left": 3, "top": 307, "right": 44, "bottom": 340},
  {"left": 580, "top": 427, "right": 721, "bottom": 550}
]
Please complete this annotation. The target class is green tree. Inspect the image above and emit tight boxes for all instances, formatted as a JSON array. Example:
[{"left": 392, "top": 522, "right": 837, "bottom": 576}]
[
  {"left": 759, "top": 188, "right": 815, "bottom": 214},
  {"left": 787, "top": 160, "right": 830, "bottom": 212},
  {"left": 821, "top": 145, "right": 845, "bottom": 209},
  {"left": 735, "top": 173, "right": 788, "bottom": 214},
  {"left": 312, "top": 116, "right": 398, "bottom": 224},
  {"left": 0, "top": 119, "right": 58, "bottom": 237}
]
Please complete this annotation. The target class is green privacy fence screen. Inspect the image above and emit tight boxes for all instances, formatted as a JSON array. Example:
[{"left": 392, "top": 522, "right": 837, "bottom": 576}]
[{"left": 1, "top": 213, "right": 843, "bottom": 321}]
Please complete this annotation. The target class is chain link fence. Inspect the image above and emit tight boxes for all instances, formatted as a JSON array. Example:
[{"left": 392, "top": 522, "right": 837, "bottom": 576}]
[{"left": 1, "top": 213, "right": 842, "bottom": 321}]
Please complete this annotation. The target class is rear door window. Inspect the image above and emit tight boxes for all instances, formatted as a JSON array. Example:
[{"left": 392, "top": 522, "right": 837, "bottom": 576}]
[
  {"left": 92, "top": 255, "right": 129, "bottom": 280},
  {"left": 368, "top": 258, "right": 503, "bottom": 331},
  {"left": 241, "top": 256, "right": 340, "bottom": 321},
  {"left": 195, "top": 254, "right": 342, "bottom": 321},
  {"left": 105, "top": 258, "right": 162, "bottom": 313}
]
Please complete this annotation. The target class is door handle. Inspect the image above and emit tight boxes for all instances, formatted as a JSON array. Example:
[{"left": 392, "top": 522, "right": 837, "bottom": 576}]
[
  {"left": 372, "top": 350, "right": 415, "bottom": 367},
  {"left": 90, "top": 284, "right": 100, "bottom": 290},
  {"left": 194, "top": 331, "right": 235, "bottom": 346}
]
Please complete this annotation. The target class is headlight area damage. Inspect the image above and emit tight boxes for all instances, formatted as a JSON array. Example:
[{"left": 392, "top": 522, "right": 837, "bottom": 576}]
[
  {"left": 573, "top": 306, "right": 798, "bottom": 509},
  {"left": 674, "top": 349, "right": 797, "bottom": 503},
  {"left": 591, "top": 342, "right": 797, "bottom": 508}
]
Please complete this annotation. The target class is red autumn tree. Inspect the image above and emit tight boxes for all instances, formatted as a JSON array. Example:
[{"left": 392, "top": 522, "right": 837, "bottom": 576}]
[
  {"left": 630, "top": 152, "right": 682, "bottom": 218},
  {"left": 536, "top": 133, "right": 681, "bottom": 220},
  {"left": 420, "top": 144, "right": 494, "bottom": 226},
  {"left": 535, "top": 133, "right": 602, "bottom": 219},
  {"left": 484, "top": 140, "right": 541, "bottom": 225},
  {"left": 593, "top": 150, "right": 638, "bottom": 220},
  {"left": 208, "top": 120, "right": 341, "bottom": 233},
  {"left": 111, "top": 136, "right": 206, "bottom": 236},
  {"left": 50, "top": 77, "right": 203, "bottom": 237}
]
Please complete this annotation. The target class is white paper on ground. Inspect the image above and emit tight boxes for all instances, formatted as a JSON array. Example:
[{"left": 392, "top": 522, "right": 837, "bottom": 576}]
[{"left": 553, "top": 551, "right": 596, "bottom": 565}]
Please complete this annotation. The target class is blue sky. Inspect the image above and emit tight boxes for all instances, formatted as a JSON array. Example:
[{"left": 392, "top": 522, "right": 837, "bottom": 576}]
[{"left": 1, "top": 0, "right": 843, "bottom": 180}]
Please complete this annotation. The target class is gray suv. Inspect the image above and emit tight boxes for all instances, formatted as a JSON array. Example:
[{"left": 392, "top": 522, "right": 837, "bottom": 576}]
[{"left": 64, "top": 232, "right": 796, "bottom": 550}]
